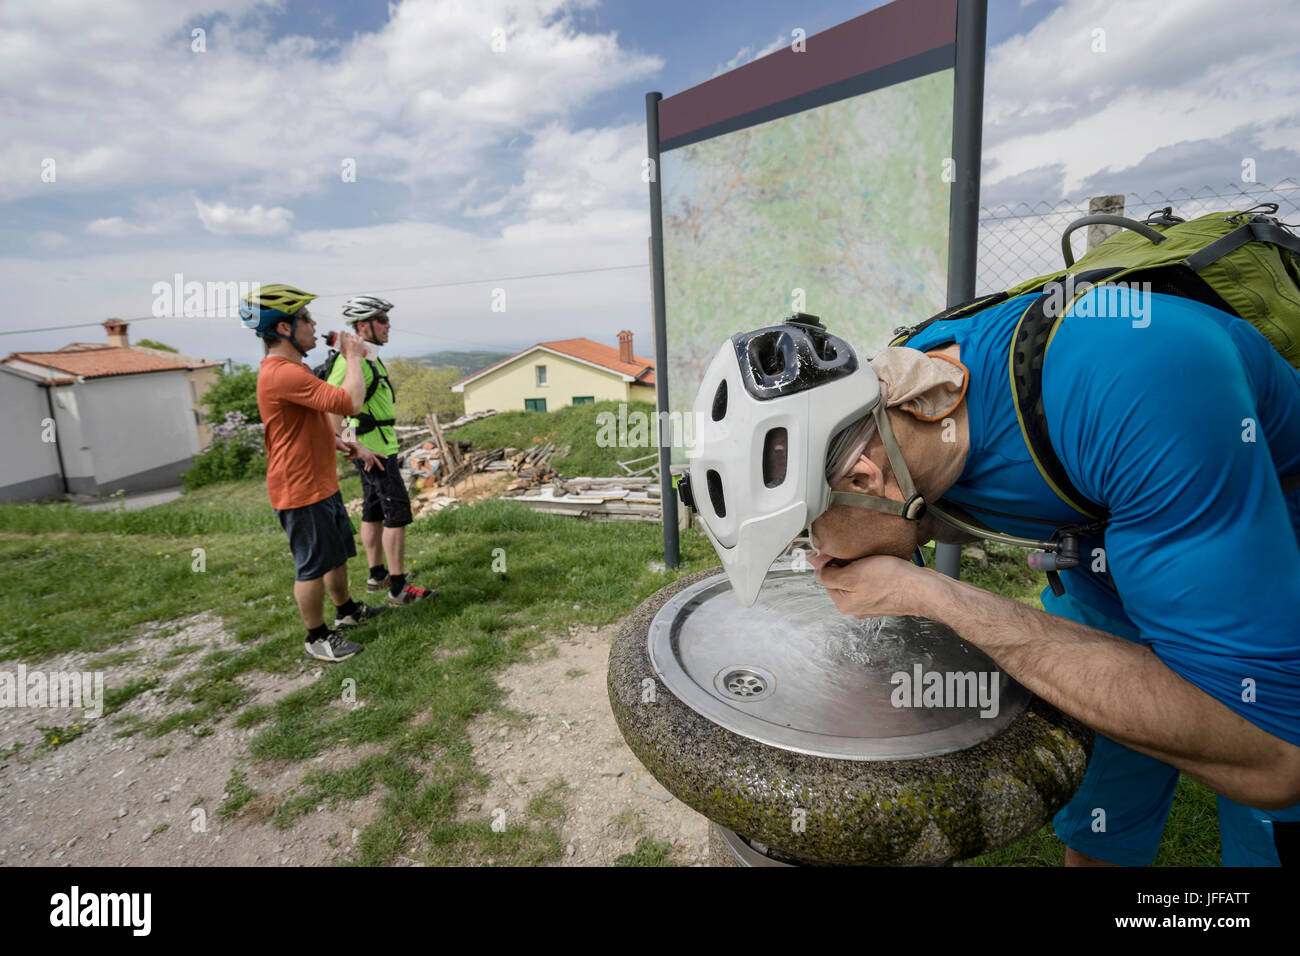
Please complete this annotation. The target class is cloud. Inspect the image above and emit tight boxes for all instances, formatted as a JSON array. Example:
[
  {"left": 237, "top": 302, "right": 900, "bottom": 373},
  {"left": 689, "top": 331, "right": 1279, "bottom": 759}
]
[
  {"left": 0, "top": 0, "right": 662, "bottom": 205},
  {"left": 194, "top": 199, "right": 294, "bottom": 236},
  {"left": 28, "top": 231, "right": 69, "bottom": 251},
  {"left": 983, "top": 0, "right": 1300, "bottom": 198},
  {"left": 85, "top": 217, "right": 164, "bottom": 238},
  {"left": 711, "top": 33, "right": 787, "bottom": 78}
]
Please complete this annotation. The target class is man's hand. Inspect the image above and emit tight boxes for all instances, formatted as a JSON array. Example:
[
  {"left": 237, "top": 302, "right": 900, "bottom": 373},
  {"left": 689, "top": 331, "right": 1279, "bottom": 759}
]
[
  {"left": 813, "top": 553, "right": 940, "bottom": 619},
  {"left": 338, "top": 330, "right": 365, "bottom": 362},
  {"left": 343, "top": 441, "right": 385, "bottom": 472}
]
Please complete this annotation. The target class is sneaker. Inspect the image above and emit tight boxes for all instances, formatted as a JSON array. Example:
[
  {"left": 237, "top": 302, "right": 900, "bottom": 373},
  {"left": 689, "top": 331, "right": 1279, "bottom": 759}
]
[
  {"left": 388, "top": 583, "right": 438, "bottom": 606},
  {"left": 335, "top": 602, "right": 388, "bottom": 628},
  {"left": 304, "top": 630, "right": 363, "bottom": 662},
  {"left": 365, "top": 571, "right": 390, "bottom": 593}
]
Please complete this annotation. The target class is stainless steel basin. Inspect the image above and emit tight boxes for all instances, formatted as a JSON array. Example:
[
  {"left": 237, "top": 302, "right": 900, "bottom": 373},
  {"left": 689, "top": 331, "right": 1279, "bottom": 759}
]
[{"left": 647, "top": 569, "right": 1029, "bottom": 760}]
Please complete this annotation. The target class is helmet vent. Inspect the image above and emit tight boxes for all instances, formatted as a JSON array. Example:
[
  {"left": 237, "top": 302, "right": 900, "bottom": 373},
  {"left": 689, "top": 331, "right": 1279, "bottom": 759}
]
[
  {"left": 762, "top": 428, "right": 788, "bottom": 488},
  {"left": 707, "top": 469, "right": 727, "bottom": 518},
  {"left": 711, "top": 380, "right": 727, "bottom": 421}
]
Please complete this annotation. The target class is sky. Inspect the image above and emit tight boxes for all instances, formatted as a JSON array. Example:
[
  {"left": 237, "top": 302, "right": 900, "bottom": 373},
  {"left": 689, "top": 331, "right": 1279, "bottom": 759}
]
[{"left": 1, "top": 0, "right": 1297, "bottom": 367}]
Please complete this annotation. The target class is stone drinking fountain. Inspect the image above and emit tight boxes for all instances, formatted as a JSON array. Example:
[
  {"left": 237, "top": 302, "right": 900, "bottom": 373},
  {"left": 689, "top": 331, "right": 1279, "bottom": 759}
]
[{"left": 608, "top": 567, "right": 1093, "bottom": 866}]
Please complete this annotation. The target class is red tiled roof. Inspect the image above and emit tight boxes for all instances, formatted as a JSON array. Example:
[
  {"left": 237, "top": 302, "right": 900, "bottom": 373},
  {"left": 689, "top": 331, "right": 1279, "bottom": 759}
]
[
  {"left": 61, "top": 342, "right": 222, "bottom": 369},
  {"left": 453, "top": 338, "right": 656, "bottom": 388},
  {"left": 4, "top": 346, "right": 192, "bottom": 379}
]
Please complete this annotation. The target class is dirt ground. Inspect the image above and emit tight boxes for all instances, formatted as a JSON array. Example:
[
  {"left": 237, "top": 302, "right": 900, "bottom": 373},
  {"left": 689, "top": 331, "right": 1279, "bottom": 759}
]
[
  {"left": 459, "top": 621, "right": 710, "bottom": 865},
  {"left": 0, "top": 612, "right": 709, "bottom": 867}
]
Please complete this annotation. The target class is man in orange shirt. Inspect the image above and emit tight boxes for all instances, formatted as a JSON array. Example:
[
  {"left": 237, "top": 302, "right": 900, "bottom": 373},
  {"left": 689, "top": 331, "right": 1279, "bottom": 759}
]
[{"left": 242, "top": 284, "right": 388, "bottom": 661}]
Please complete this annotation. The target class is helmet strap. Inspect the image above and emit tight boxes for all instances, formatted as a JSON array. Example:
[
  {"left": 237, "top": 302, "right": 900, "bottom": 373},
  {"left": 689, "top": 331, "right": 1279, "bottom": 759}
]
[
  {"left": 264, "top": 316, "right": 308, "bottom": 357},
  {"left": 826, "top": 402, "right": 927, "bottom": 520},
  {"left": 352, "top": 319, "right": 381, "bottom": 347}
]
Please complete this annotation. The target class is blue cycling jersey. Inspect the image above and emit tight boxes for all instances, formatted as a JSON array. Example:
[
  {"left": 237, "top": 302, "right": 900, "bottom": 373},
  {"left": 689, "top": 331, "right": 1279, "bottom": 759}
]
[{"left": 906, "top": 288, "right": 1300, "bottom": 747}]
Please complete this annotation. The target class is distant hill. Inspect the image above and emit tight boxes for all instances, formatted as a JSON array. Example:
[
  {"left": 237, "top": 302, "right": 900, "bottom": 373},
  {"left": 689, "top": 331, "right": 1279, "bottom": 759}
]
[{"left": 410, "top": 350, "right": 512, "bottom": 376}]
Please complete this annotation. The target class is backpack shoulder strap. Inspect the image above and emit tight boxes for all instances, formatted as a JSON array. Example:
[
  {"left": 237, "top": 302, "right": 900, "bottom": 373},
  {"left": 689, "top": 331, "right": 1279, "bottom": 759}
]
[
  {"left": 890, "top": 291, "right": 1013, "bottom": 346},
  {"left": 313, "top": 349, "right": 341, "bottom": 381},
  {"left": 362, "top": 359, "right": 381, "bottom": 405},
  {"left": 1008, "top": 268, "right": 1124, "bottom": 523}
]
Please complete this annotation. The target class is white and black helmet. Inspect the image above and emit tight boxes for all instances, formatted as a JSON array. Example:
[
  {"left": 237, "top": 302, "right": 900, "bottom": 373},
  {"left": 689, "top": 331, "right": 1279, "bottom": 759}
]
[
  {"left": 679, "top": 314, "right": 926, "bottom": 606},
  {"left": 343, "top": 295, "right": 394, "bottom": 323}
]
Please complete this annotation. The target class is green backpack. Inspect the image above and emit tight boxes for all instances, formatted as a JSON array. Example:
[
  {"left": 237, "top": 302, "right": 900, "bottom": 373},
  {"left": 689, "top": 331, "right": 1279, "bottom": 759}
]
[{"left": 893, "top": 203, "right": 1300, "bottom": 525}]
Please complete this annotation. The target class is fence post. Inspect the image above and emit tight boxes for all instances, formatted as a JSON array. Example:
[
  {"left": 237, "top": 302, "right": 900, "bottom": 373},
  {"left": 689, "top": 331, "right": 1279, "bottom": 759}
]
[{"left": 1087, "top": 194, "right": 1125, "bottom": 250}]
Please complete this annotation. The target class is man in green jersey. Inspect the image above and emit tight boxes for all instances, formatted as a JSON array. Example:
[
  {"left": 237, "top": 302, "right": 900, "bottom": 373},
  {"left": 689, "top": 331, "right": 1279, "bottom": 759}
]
[{"left": 326, "top": 295, "right": 435, "bottom": 606}]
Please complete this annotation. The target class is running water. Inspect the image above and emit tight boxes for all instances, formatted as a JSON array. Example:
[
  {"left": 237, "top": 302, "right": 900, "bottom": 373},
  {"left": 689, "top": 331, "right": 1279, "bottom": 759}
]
[{"left": 668, "top": 572, "right": 1014, "bottom": 740}]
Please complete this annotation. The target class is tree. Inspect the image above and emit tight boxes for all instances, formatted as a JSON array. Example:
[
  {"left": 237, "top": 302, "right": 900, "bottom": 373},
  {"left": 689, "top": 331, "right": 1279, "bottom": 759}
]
[
  {"left": 136, "top": 338, "right": 179, "bottom": 352},
  {"left": 203, "top": 363, "right": 261, "bottom": 423},
  {"left": 386, "top": 358, "right": 465, "bottom": 424}
]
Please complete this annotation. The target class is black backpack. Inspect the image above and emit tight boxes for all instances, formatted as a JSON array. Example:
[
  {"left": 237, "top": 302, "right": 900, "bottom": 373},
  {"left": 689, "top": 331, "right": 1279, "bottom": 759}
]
[{"left": 311, "top": 351, "right": 397, "bottom": 436}]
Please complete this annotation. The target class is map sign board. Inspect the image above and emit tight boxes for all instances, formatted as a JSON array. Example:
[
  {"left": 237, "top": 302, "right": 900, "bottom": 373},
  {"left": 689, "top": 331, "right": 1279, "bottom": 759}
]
[{"left": 646, "top": 0, "right": 984, "bottom": 565}]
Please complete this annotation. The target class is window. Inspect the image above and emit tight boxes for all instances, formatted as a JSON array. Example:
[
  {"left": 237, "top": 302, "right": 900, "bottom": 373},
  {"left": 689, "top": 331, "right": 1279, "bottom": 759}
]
[
  {"left": 535, "top": 365, "right": 548, "bottom": 386},
  {"left": 524, "top": 398, "right": 547, "bottom": 413},
  {"left": 571, "top": 396, "right": 594, "bottom": 405}
]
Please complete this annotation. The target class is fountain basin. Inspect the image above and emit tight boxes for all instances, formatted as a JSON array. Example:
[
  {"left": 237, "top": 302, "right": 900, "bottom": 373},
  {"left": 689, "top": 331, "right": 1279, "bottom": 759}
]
[{"left": 608, "top": 568, "right": 1093, "bottom": 866}]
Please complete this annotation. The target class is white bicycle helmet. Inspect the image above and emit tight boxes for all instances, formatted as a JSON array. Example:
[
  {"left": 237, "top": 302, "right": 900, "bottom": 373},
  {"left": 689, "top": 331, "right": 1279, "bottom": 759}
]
[
  {"left": 678, "top": 314, "right": 927, "bottom": 606},
  {"left": 343, "top": 295, "right": 394, "bottom": 323}
]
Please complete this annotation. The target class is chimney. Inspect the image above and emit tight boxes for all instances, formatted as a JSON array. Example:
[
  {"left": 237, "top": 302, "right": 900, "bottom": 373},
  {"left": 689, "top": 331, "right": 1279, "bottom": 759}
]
[
  {"left": 104, "top": 318, "right": 129, "bottom": 348},
  {"left": 617, "top": 330, "right": 633, "bottom": 364}
]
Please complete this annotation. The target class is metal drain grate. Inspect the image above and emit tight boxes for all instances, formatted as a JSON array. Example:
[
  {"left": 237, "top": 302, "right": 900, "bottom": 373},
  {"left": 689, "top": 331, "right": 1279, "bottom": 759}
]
[{"left": 714, "top": 666, "right": 776, "bottom": 702}]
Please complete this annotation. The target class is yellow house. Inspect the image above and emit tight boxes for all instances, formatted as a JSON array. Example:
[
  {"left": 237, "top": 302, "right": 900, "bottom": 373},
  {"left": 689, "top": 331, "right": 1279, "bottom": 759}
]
[{"left": 452, "top": 331, "right": 656, "bottom": 414}]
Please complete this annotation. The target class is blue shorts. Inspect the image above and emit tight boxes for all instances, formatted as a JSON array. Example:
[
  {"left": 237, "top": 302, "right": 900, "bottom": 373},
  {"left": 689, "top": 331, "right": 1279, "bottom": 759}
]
[
  {"left": 275, "top": 491, "right": 357, "bottom": 582},
  {"left": 1044, "top": 588, "right": 1300, "bottom": 866}
]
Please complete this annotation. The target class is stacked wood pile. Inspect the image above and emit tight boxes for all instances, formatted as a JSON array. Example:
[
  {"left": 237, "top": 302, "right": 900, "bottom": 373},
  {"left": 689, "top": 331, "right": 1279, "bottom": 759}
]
[
  {"left": 505, "top": 476, "right": 663, "bottom": 523},
  {"left": 616, "top": 452, "right": 661, "bottom": 479},
  {"left": 410, "top": 492, "right": 460, "bottom": 519},
  {"left": 498, "top": 442, "right": 560, "bottom": 492},
  {"left": 443, "top": 409, "right": 498, "bottom": 432}
]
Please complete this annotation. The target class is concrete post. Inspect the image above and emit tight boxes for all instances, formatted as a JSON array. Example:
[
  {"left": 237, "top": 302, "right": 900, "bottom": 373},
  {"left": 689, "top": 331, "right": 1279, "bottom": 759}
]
[{"left": 1087, "top": 194, "right": 1125, "bottom": 250}]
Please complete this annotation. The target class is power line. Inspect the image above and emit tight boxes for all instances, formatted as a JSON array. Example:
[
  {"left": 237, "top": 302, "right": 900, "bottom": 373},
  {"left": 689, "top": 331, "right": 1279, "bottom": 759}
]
[{"left": 0, "top": 262, "right": 647, "bottom": 338}]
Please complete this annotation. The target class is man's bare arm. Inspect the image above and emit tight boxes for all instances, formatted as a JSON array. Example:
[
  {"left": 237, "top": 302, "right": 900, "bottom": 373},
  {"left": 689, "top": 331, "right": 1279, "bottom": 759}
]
[{"left": 920, "top": 571, "right": 1300, "bottom": 809}]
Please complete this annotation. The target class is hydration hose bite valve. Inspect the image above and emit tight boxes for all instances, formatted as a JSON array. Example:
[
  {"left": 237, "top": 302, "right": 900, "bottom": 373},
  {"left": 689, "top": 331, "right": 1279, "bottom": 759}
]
[{"left": 1027, "top": 531, "right": 1083, "bottom": 597}]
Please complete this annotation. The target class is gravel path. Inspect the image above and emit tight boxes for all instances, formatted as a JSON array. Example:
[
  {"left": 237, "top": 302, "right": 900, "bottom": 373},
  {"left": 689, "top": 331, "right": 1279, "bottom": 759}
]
[{"left": 0, "top": 613, "right": 707, "bottom": 866}]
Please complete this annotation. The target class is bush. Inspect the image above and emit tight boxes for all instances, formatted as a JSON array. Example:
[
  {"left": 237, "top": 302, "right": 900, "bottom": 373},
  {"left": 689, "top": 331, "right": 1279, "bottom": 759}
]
[
  {"left": 204, "top": 363, "right": 261, "bottom": 423},
  {"left": 184, "top": 412, "right": 267, "bottom": 490},
  {"left": 385, "top": 358, "right": 464, "bottom": 424}
]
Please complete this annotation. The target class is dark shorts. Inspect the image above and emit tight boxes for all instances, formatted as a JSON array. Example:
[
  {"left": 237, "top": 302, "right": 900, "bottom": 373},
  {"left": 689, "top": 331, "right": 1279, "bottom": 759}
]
[
  {"left": 275, "top": 491, "right": 357, "bottom": 581},
  {"left": 354, "top": 454, "right": 413, "bottom": 527}
]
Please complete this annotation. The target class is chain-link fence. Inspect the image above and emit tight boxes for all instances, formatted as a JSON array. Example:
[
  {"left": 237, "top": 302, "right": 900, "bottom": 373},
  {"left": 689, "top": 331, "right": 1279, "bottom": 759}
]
[{"left": 976, "top": 178, "right": 1300, "bottom": 295}]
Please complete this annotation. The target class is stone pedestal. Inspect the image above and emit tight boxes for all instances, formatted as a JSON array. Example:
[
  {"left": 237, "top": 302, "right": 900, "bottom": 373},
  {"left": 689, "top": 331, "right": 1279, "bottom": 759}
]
[{"left": 609, "top": 569, "right": 1093, "bottom": 866}]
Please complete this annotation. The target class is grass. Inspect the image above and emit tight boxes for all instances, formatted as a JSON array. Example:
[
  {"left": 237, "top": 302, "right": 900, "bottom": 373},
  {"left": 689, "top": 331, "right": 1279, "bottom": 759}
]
[
  {"left": 0, "top": 476, "right": 1222, "bottom": 867},
  {"left": 0, "top": 475, "right": 718, "bottom": 865},
  {"left": 966, "top": 775, "right": 1221, "bottom": 866},
  {"left": 219, "top": 768, "right": 258, "bottom": 817},
  {"left": 616, "top": 836, "right": 677, "bottom": 866},
  {"left": 450, "top": 399, "right": 657, "bottom": 477}
]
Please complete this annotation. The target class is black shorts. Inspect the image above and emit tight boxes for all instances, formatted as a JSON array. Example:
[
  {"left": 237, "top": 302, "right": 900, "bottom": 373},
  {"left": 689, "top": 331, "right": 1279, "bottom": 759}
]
[
  {"left": 275, "top": 491, "right": 357, "bottom": 581},
  {"left": 355, "top": 454, "right": 413, "bottom": 527}
]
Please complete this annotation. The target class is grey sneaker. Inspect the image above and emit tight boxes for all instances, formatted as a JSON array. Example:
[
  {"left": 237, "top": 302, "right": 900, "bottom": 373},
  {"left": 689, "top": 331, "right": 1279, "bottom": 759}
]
[
  {"left": 335, "top": 602, "right": 388, "bottom": 629},
  {"left": 387, "top": 583, "right": 438, "bottom": 606},
  {"left": 304, "top": 630, "right": 363, "bottom": 662}
]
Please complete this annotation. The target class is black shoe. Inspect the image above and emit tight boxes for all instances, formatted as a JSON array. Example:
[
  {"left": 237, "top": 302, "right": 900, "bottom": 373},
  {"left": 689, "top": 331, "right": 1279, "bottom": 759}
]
[
  {"left": 304, "top": 630, "right": 363, "bottom": 662},
  {"left": 335, "top": 602, "right": 388, "bottom": 629}
]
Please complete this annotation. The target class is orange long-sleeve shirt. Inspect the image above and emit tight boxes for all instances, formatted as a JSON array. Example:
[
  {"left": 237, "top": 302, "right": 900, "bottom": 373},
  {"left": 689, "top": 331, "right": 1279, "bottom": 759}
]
[{"left": 257, "top": 355, "right": 355, "bottom": 510}]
